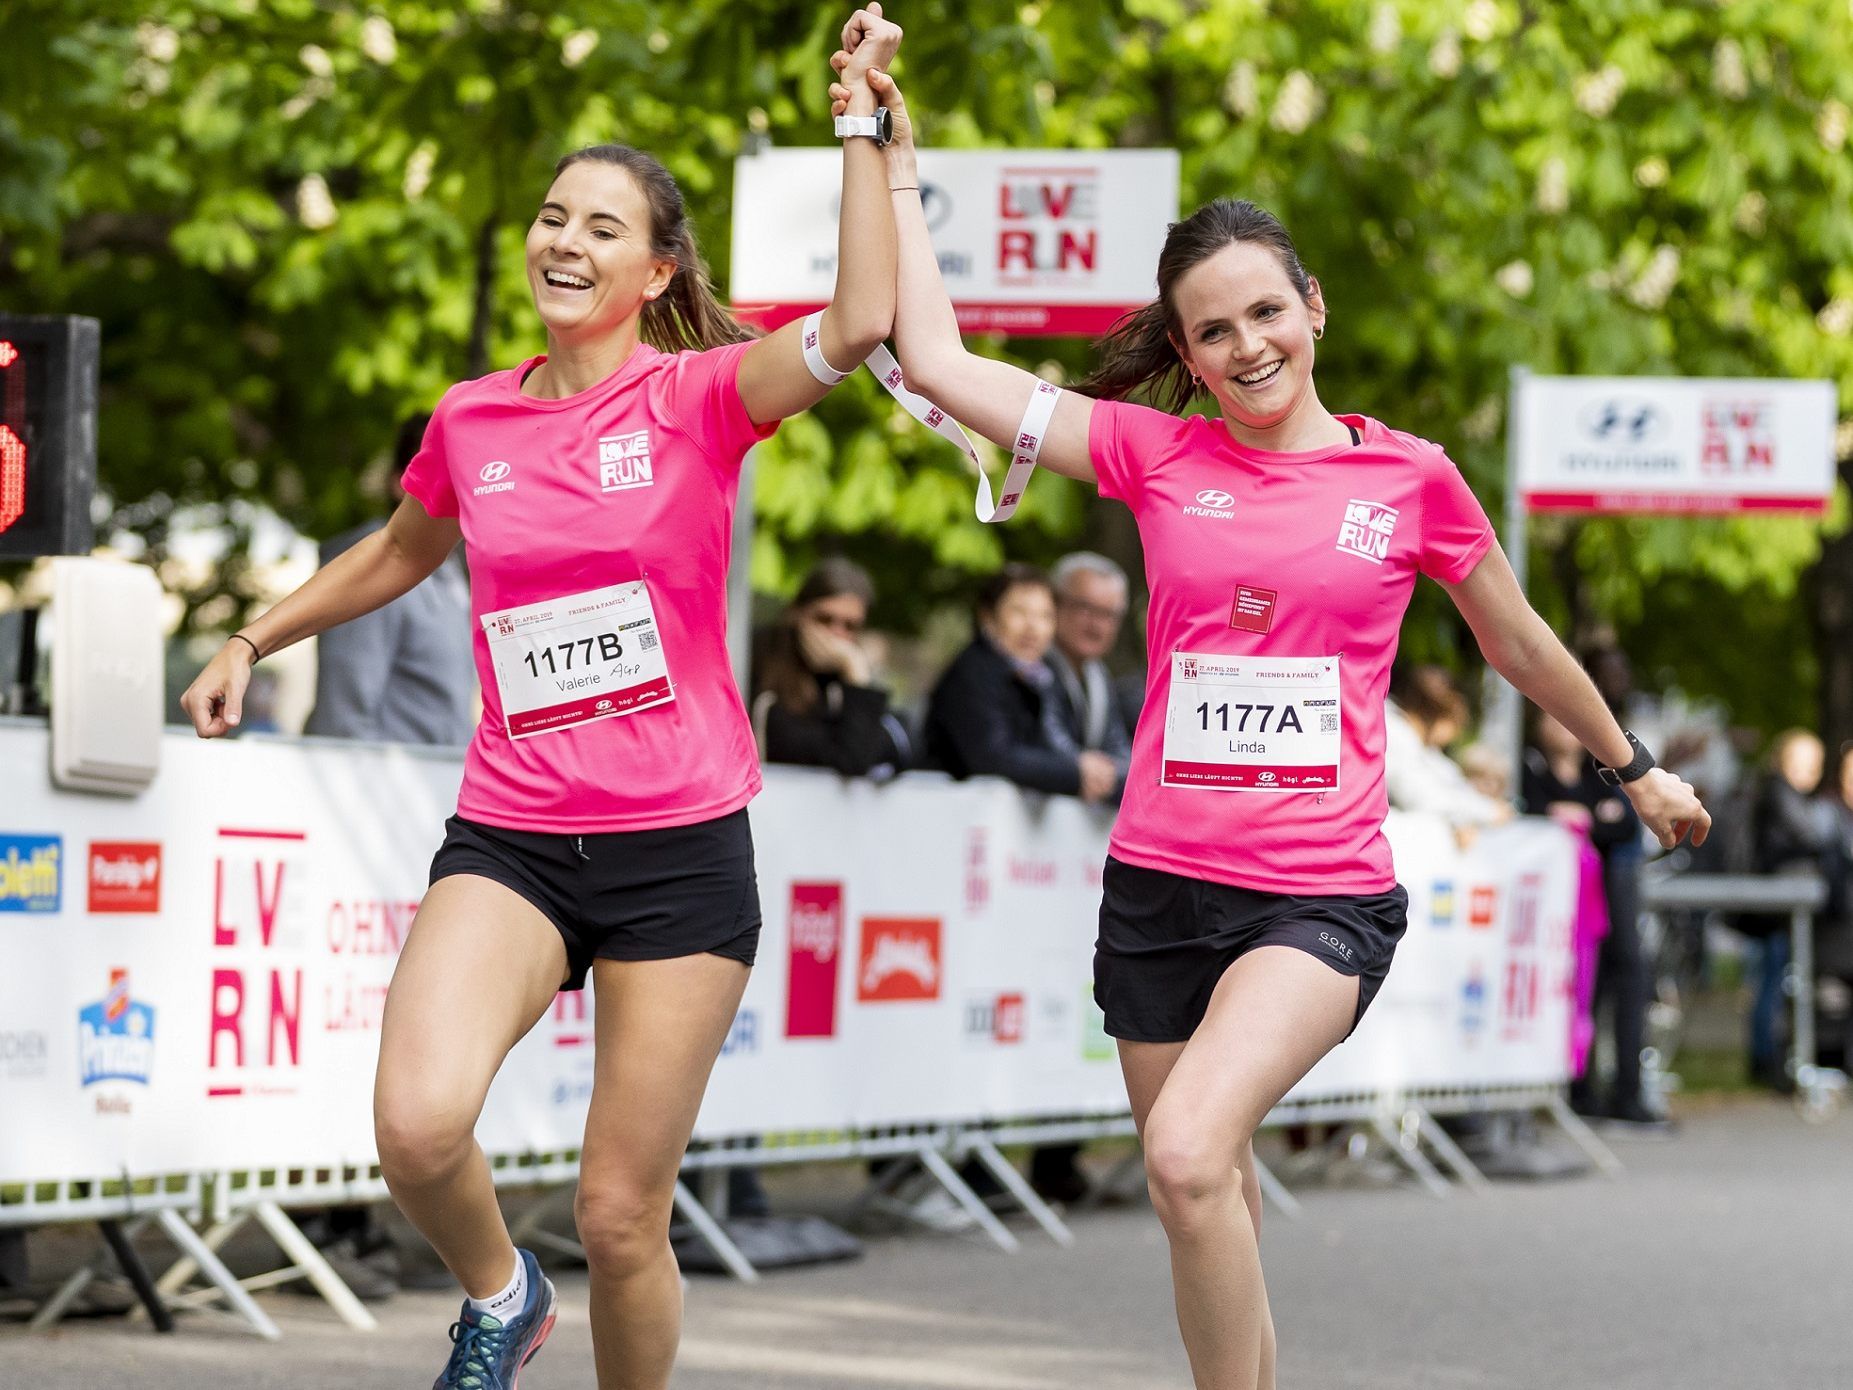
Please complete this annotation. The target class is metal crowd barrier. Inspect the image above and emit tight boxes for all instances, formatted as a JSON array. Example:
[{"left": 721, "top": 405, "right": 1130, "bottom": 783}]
[{"left": 1640, "top": 872, "right": 1846, "bottom": 1118}]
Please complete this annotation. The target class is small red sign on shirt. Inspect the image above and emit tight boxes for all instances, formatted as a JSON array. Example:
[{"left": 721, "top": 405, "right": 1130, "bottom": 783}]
[{"left": 1228, "top": 585, "right": 1277, "bottom": 633}]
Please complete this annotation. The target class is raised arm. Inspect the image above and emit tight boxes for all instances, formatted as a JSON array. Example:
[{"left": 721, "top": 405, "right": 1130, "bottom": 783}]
[
  {"left": 179, "top": 495, "right": 461, "bottom": 737},
  {"left": 735, "top": 6, "right": 902, "bottom": 424},
  {"left": 1442, "top": 543, "right": 1711, "bottom": 849},
  {"left": 831, "top": 66, "right": 1097, "bottom": 483}
]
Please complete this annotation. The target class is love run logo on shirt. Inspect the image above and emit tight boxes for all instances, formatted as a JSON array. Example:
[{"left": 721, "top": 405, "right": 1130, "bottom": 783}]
[
  {"left": 1335, "top": 498, "right": 1399, "bottom": 563},
  {"left": 598, "top": 430, "right": 654, "bottom": 493}
]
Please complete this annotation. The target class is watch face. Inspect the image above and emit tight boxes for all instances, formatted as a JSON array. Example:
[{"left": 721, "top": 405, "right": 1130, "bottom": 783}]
[{"left": 874, "top": 108, "right": 893, "bottom": 145}]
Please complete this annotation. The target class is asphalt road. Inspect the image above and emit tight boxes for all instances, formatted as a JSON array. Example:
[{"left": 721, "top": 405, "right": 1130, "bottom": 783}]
[{"left": 7, "top": 1096, "right": 1849, "bottom": 1389}]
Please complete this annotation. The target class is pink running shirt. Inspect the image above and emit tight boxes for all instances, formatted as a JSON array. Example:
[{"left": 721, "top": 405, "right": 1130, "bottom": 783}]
[
  {"left": 1090, "top": 401, "right": 1495, "bottom": 895},
  {"left": 402, "top": 341, "right": 775, "bottom": 832}
]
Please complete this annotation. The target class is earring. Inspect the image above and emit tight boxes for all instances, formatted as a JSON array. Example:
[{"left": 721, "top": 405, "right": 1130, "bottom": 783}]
[{"left": 1313, "top": 324, "right": 1325, "bottom": 340}]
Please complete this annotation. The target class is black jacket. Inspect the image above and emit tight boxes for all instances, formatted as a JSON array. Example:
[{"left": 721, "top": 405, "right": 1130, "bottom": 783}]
[
  {"left": 755, "top": 672, "right": 909, "bottom": 778},
  {"left": 923, "top": 638, "right": 1082, "bottom": 796},
  {"left": 1519, "top": 748, "right": 1640, "bottom": 856}
]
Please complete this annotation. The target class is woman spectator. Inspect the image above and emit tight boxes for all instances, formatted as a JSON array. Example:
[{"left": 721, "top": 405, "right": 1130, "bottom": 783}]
[
  {"left": 923, "top": 563, "right": 1119, "bottom": 803},
  {"left": 1749, "top": 729, "right": 1837, "bottom": 1087},
  {"left": 1384, "top": 664, "right": 1512, "bottom": 842},
  {"left": 752, "top": 558, "right": 909, "bottom": 778}
]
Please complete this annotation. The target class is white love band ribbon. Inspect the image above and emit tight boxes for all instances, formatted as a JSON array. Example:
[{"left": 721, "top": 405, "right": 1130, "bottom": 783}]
[
  {"left": 794, "top": 311, "right": 1055, "bottom": 524},
  {"left": 799, "top": 310, "right": 853, "bottom": 385}
]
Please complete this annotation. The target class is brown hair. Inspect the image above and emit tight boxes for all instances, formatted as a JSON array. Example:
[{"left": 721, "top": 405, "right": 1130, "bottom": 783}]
[
  {"left": 975, "top": 562, "right": 1054, "bottom": 629},
  {"left": 1391, "top": 664, "right": 1470, "bottom": 739},
  {"left": 553, "top": 144, "right": 755, "bottom": 353},
  {"left": 1075, "top": 198, "right": 1315, "bottom": 413},
  {"left": 757, "top": 559, "right": 877, "bottom": 718}
]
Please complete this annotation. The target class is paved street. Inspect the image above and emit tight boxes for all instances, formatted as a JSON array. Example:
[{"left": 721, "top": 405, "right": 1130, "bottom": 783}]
[{"left": 7, "top": 1097, "right": 1850, "bottom": 1389}]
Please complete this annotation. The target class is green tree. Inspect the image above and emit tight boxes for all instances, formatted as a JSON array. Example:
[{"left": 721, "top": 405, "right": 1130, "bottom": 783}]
[{"left": 5, "top": 1, "right": 1850, "bottom": 740}]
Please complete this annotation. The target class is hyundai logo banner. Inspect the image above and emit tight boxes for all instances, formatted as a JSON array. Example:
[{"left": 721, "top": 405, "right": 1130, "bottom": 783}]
[{"left": 1514, "top": 375, "right": 1835, "bottom": 515}]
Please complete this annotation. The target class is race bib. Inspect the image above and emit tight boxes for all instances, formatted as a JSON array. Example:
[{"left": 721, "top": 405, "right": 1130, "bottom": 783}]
[
  {"left": 1161, "top": 653, "right": 1341, "bottom": 792},
  {"left": 481, "top": 580, "right": 674, "bottom": 740}
]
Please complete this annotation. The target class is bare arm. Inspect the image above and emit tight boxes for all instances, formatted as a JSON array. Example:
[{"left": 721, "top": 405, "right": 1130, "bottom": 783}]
[
  {"left": 735, "top": 6, "right": 902, "bottom": 425},
  {"left": 179, "top": 495, "right": 462, "bottom": 737},
  {"left": 1442, "top": 543, "right": 1711, "bottom": 849},
  {"left": 832, "top": 66, "right": 1097, "bottom": 483}
]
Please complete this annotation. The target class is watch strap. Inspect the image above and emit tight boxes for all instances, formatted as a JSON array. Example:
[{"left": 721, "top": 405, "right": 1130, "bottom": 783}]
[
  {"left": 834, "top": 114, "right": 881, "bottom": 140},
  {"left": 1597, "top": 729, "right": 1655, "bottom": 786}
]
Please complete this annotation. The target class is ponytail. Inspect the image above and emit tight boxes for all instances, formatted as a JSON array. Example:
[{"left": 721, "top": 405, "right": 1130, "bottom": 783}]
[
  {"left": 554, "top": 144, "right": 756, "bottom": 353},
  {"left": 1074, "top": 301, "right": 1197, "bottom": 414}
]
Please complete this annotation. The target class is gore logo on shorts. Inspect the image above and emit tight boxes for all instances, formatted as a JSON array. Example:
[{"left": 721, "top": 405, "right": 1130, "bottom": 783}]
[{"left": 1317, "top": 930, "right": 1356, "bottom": 963}]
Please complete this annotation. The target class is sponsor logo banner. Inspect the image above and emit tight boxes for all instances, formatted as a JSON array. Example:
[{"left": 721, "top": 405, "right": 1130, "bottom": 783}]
[
  {"left": 0, "top": 833, "right": 62, "bottom": 913},
  {"left": 963, "top": 991, "right": 1026, "bottom": 1045},
  {"left": 78, "top": 968, "right": 155, "bottom": 1088},
  {"left": 786, "top": 883, "right": 844, "bottom": 1039},
  {"left": 857, "top": 917, "right": 942, "bottom": 1003},
  {"left": 88, "top": 841, "right": 162, "bottom": 914}
]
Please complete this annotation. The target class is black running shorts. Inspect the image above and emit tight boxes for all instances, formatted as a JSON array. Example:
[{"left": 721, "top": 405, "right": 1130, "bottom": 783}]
[
  {"left": 428, "top": 809, "right": 761, "bottom": 990},
  {"left": 1094, "top": 855, "right": 1408, "bottom": 1043}
]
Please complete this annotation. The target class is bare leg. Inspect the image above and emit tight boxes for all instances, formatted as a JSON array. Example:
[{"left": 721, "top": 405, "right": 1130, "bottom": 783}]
[
  {"left": 1120, "top": 946, "right": 1358, "bottom": 1390},
  {"left": 372, "top": 875, "right": 566, "bottom": 1296},
  {"left": 576, "top": 953, "right": 750, "bottom": 1390}
]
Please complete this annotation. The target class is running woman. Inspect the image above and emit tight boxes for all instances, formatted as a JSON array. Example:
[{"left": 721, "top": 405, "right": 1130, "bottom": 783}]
[
  {"left": 178, "top": 12, "right": 904, "bottom": 1388},
  {"left": 831, "top": 64, "right": 1710, "bottom": 1390}
]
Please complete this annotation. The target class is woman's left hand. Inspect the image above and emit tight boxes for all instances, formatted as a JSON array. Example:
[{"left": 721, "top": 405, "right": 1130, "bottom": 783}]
[{"left": 1623, "top": 767, "right": 1713, "bottom": 850}]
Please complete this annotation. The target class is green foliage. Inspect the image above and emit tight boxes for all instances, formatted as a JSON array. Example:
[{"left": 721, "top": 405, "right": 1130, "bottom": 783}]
[{"left": 4, "top": 0, "right": 1852, "bottom": 724}]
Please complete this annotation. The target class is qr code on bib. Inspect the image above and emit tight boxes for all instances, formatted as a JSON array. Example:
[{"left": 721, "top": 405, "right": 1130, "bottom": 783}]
[
  {"left": 1320, "top": 712, "right": 1339, "bottom": 734},
  {"left": 639, "top": 631, "right": 659, "bottom": 652}
]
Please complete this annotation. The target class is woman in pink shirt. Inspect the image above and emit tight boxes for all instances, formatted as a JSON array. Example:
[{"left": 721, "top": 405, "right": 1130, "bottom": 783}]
[
  {"left": 177, "top": 12, "right": 904, "bottom": 1389},
  {"left": 832, "top": 64, "right": 1711, "bottom": 1390}
]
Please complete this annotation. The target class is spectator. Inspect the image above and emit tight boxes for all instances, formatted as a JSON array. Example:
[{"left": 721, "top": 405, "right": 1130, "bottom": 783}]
[
  {"left": 1384, "top": 665, "right": 1512, "bottom": 842},
  {"left": 1045, "top": 553, "right": 1135, "bottom": 797},
  {"left": 1748, "top": 729, "right": 1837, "bottom": 1088},
  {"left": 752, "top": 558, "right": 909, "bottom": 778},
  {"left": 923, "top": 564, "right": 1118, "bottom": 803},
  {"left": 1458, "top": 741, "right": 1512, "bottom": 803},
  {"left": 1521, "top": 710, "right": 1655, "bottom": 1123},
  {"left": 305, "top": 414, "right": 475, "bottom": 746}
]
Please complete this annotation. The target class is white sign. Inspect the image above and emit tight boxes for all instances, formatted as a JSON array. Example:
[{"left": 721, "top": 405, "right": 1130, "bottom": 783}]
[
  {"left": 730, "top": 148, "right": 1179, "bottom": 336},
  {"left": 1515, "top": 374, "right": 1836, "bottom": 514},
  {"left": 0, "top": 724, "right": 1574, "bottom": 1184}
]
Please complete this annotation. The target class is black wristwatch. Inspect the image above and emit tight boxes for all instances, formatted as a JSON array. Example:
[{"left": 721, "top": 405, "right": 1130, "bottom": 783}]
[{"left": 1596, "top": 729, "right": 1656, "bottom": 787}]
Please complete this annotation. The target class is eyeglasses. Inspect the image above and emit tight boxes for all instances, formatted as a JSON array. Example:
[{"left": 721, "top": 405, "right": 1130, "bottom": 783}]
[{"left": 1057, "top": 595, "right": 1127, "bottom": 623}]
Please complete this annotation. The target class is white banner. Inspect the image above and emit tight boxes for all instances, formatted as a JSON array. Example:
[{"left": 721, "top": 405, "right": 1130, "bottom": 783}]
[
  {"left": 0, "top": 723, "right": 1574, "bottom": 1184},
  {"left": 729, "top": 148, "right": 1179, "bottom": 336},
  {"left": 1514, "top": 373, "right": 1836, "bottom": 514}
]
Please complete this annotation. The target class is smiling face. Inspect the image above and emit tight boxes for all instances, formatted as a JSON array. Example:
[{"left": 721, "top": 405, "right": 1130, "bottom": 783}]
[
  {"left": 1171, "top": 240, "right": 1326, "bottom": 436},
  {"left": 525, "top": 161, "right": 677, "bottom": 346}
]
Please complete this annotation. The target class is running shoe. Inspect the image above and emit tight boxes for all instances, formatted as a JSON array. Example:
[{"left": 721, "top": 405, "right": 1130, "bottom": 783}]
[{"left": 433, "top": 1248, "right": 557, "bottom": 1390}]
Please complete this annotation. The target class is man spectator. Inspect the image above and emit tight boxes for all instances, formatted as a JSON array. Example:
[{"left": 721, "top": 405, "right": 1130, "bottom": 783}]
[
  {"left": 1046, "top": 553, "right": 1135, "bottom": 798},
  {"left": 304, "top": 414, "right": 475, "bottom": 746}
]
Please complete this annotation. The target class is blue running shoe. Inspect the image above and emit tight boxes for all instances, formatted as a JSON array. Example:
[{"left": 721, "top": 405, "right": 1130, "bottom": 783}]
[{"left": 434, "top": 1248, "right": 557, "bottom": 1390}]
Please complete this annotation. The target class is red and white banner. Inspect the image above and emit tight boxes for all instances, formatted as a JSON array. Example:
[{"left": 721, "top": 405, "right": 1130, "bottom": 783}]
[
  {"left": 0, "top": 725, "right": 1575, "bottom": 1183},
  {"left": 1515, "top": 374, "right": 1836, "bottom": 515},
  {"left": 729, "top": 148, "right": 1179, "bottom": 337}
]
